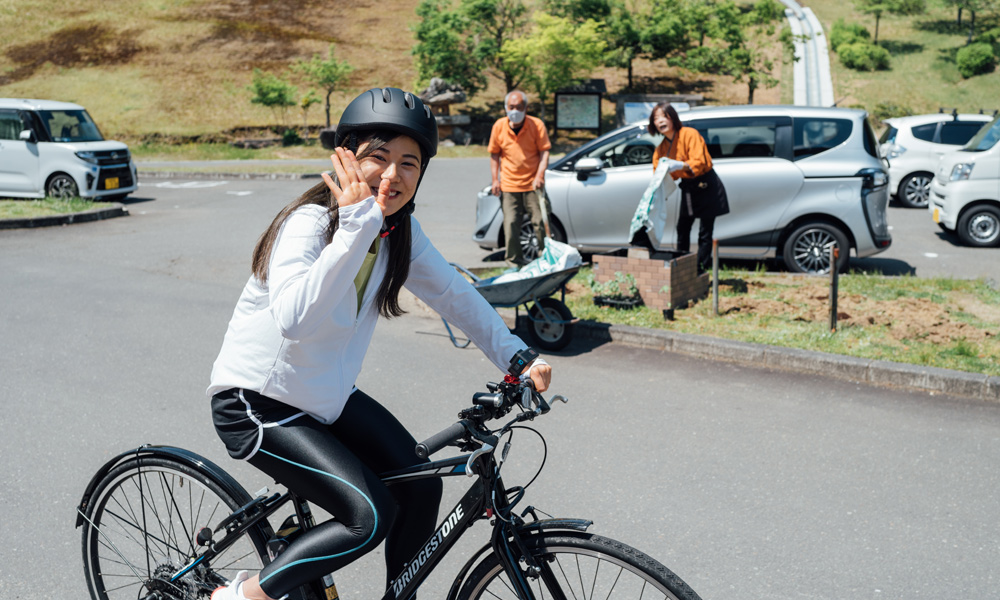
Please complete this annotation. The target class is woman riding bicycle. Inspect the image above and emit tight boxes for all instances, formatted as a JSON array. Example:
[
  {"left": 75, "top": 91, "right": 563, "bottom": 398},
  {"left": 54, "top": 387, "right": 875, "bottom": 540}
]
[{"left": 206, "top": 87, "right": 552, "bottom": 600}]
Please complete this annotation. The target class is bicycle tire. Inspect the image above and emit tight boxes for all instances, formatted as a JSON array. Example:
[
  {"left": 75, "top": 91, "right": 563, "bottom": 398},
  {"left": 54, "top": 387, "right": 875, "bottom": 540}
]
[
  {"left": 81, "top": 455, "right": 270, "bottom": 600},
  {"left": 457, "top": 532, "right": 702, "bottom": 600}
]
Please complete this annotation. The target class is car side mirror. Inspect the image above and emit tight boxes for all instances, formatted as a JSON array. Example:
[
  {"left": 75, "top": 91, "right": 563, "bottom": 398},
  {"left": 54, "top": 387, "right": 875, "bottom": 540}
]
[
  {"left": 19, "top": 129, "right": 36, "bottom": 144},
  {"left": 574, "top": 157, "right": 603, "bottom": 180}
]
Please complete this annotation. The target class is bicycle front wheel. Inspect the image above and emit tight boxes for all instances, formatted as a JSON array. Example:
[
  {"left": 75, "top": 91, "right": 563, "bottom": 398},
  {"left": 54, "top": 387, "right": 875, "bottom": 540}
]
[
  {"left": 458, "top": 532, "right": 701, "bottom": 600},
  {"left": 81, "top": 455, "right": 270, "bottom": 600}
]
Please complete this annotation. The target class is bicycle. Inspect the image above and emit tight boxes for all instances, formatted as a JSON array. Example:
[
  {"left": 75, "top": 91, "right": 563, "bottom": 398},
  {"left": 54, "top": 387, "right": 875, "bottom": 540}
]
[{"left": 76, "top": 367, "right": 703, "bottom": 600}]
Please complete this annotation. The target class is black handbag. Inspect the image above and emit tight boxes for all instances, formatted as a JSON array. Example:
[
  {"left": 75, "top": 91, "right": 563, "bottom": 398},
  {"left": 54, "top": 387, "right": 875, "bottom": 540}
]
[{"left": 679, "top": 169, "right": 729, "bottom": 218}]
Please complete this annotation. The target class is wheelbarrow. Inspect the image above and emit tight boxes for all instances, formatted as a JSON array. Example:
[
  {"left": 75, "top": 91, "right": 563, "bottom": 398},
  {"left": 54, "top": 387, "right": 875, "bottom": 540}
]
[{"left": 442, "top": 263, "right": 580, "bottom": 351}]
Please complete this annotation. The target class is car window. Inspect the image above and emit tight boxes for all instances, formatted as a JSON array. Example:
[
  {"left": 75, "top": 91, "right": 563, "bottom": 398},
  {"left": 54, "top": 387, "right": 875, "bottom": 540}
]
[
  {"left": 579, "top": 129, "right": 660, "bottom": 169},
  {"left": 964, "top": 116, "right": 1000, "bottom": 152},
  {"left": 688, "top": 118, "right": 779, "bottom": 159},
  {"left": 940, "top": 121, "right": 985, "bottom": 145},
  {"left": 0, "top": 110, "right": 22, "bottom": 140},
  {"left": 862, "top": 118, "right": 880, "bottom": 157},
  {"left": 910, "top": 123, "right": 937, "bottom": 142},
  {"left": 879, "top": 126, "right": 897, "bottom": 144},
  {"left": 37, "top": 109, "right": 104, "bottom": 142},
  {"left": 792, "top": 118, "right": 853, "bottom": 159}
]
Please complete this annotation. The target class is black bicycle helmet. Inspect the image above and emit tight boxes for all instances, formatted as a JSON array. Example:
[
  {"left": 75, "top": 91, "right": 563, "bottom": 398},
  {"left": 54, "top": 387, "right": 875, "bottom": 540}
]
[{"left": 334, "top": 87, "right": 439, "bottom": 163}]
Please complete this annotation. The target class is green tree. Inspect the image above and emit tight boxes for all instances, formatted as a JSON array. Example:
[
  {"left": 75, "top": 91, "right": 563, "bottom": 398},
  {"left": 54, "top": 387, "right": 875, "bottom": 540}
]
[
  {"left": 726, "top": 0, "right": 792, "bottom": 104},
  {"left": 680, "top": 0, "right": 791, "bottom": 104},
  {"left": 465, "top": 0, "right": 533, "bottom": 91},
  {"left": 413, "top": 0, "right": 488, "bottom": 95},
  {"left": 543, "top": 0, "right": 643, "bottom": 89},
  {"left": 248, "top": 69, "right": 297, "bottom": 128},
  {"left": 299, "top": 91, "right": 321, "bottom": 140},
  {"left": 413, "top": 0, "right": 531, "bottom": 94},
  {"left": 943, "top": 0, "right": 1000, "bottom": 43},
  {"left": 501, "top": 13, "right": 606, "bottom": 120},
  {"left": 291, "top": 44, "right": 354, "bottom": 129},
  {"left": 853, "top": 0, "right": 926, "bottom": 45},
  {"left": 641, "top": 1, "right": 692, "bottom": 62}
]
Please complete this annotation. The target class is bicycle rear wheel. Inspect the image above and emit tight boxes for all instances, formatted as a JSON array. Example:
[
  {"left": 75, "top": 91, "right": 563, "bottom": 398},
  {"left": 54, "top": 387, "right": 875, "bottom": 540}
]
[
  {"left": 458, "top": 532, "right": 701, "bottom": 600},
  {"left": 81, "top": 455, "right": 270, "bottom": 600}
]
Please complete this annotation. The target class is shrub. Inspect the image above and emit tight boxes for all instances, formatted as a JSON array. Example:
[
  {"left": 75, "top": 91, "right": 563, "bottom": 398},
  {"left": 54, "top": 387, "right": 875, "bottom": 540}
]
[
  {"left": 872, "top": 101, "right": 913, "bottom": 122},
  {"left": 975, "top": 27, "right": 1000, "bottom": 47},
  {"left": 590, "top": 271, "right": 639, "bottom": 300},
  {"left": 829, "top": 19, "right": 870, "bottom": 52},
  {"left": 281, "top": 129, "right": 303, "bottom": 146},
  {"left": 956, "top": 43, "right": 996, "bottom": 78},
  {"left": 839, "top": 42, "right": 891, "bottom": 71}
]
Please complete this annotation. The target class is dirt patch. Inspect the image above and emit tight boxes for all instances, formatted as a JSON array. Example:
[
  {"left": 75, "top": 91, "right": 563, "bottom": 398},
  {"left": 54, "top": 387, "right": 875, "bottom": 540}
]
[
  {"left": 717, "top": 280, "right": 994, "bottom": 345},
  {"left": 2, "top": 24, "right": 144, "bottom": 85}
]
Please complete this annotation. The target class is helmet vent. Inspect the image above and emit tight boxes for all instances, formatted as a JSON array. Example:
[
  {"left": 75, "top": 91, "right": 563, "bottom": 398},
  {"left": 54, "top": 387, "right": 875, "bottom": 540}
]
[
  {"left": 381, "top": 88, "right": 392, "bottom": 103},
  {"left": 404, "top": 92, "right": 415, "bottom": 109}
]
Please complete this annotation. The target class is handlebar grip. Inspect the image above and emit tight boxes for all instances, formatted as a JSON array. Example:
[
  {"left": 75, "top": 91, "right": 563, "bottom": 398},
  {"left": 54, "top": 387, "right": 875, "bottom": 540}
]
[{"left": 415, "top": 421, "right": 468, "bottom": 459}]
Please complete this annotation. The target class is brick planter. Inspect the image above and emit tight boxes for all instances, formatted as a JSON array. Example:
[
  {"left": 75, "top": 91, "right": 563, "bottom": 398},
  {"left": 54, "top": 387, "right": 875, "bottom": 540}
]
[{"left": 592, "top": 249, "right": 709, "bottom": 315}]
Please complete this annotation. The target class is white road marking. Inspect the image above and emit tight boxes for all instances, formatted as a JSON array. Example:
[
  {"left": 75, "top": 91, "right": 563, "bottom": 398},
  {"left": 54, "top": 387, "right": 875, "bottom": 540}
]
[
  {"left": 924, "top": 252, "right": 939, "bottom": 258},
  {"left": 152, "top": 181, "right": 228, "bottom": 189},
  {"left": 226, "top": 191, "right": 253, "bottom": 196}
]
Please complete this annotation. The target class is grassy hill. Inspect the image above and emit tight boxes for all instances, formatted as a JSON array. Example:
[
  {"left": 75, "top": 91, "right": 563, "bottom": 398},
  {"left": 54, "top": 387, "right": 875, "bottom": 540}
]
[
  {"left": 0, "top": 0, "right": 995, "bottom": 143},
  {"left": 810, "top": 2, "right": 999, "bottom": 119}
]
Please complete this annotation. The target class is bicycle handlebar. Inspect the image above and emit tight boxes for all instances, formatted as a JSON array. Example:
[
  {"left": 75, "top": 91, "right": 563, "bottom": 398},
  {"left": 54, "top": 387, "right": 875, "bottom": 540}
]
[
  {"left": 414, "top": 379, "right": 568, "bottom": 460},
  {"left": 415, "top": 421, "right": 469, "bottom": 459}
]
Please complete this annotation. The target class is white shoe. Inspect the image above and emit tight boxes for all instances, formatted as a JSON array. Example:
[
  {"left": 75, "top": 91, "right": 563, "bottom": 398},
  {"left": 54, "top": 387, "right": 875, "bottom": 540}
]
[{"left": 211, "top": 570, "right": 250, "bottom": 600}]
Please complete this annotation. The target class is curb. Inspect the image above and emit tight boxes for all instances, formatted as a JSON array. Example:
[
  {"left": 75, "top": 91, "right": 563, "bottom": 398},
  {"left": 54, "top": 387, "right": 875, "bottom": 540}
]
[
  {"left": 493, "top": 310, "right": 999, "bottom": 404},
  {"left": 138, "top": 171, "right": 320, "bottom": 181},
  {"left": 0, "top": 203, "right": 128, "bottom": 230}
]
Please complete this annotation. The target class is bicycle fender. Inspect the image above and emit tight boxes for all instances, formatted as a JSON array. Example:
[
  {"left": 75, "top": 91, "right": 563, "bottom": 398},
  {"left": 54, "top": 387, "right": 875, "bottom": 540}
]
[
  {"left": 516, "top": 518, "right": 593, "bottom": 534},
  {"left": 75, "top": 444, "right": 252, "bottom": 528}
]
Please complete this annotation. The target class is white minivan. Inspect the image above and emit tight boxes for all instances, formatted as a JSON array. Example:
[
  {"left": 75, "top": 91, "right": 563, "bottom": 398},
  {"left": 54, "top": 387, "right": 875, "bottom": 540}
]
[
  {"left": 929, "top": 114, "right": 1000, "bottom": 247},
  {"left": 0, "top": 98, "right": 137, "bottom": 200}
]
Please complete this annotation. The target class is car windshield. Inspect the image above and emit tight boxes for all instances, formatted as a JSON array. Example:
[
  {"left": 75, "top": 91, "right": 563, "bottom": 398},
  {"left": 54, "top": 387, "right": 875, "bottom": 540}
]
[
  {"left": 963, "top": 116, "right": 1000, "bottom": 152},
  {"left": 38, "top": 109, "right": 104, "bottom": 142}
]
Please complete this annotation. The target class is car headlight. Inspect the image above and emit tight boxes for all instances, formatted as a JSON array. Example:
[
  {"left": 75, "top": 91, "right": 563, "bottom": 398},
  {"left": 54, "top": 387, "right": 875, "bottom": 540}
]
[
  {"left": 75, "top": 151, "right": 100, "bottom": 165},
  {"left": 949, "top": 163, "right": 974, "bottom": 181}
]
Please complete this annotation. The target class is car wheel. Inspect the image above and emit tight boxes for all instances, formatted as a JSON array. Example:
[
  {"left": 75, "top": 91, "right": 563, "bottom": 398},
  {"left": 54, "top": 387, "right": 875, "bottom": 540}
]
[
  {"left": 520, "top": 216, "right": 567, "bottom": 263},
  {"left": 782, "top": 222, "right": 850, "bottom": 274},
  {"left": 956, "top": 205, "right": 1000, "bottom": 247},
  {"left": 623, "top": 144, "right": 653, "bottom": 165},
  {"left": 898, "top": 173, "right": 932, "bottom": 208},
  {"left": 46, "top": 173, "right": 79, "bottom": 199}
]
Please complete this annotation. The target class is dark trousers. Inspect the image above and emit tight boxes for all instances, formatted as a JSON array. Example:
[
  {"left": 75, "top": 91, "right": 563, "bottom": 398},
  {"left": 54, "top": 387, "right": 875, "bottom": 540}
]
[{"left": 676, "top": 212, "right": 716, "bottom": 271}]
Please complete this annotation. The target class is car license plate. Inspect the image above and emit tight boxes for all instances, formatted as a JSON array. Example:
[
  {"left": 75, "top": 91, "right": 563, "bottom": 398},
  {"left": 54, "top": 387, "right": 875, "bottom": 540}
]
[
  {"left": 106, "top": 177, "right": 119, "bottom": 190},
  {"left": 932, "top": 207, "right": 940, "bottom": 223}
]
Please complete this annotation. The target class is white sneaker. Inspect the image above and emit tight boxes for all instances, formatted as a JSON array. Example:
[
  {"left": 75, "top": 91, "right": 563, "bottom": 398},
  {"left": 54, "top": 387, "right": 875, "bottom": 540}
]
[{"left": 211, "top": 570, "right": 250, "bottom": 600}]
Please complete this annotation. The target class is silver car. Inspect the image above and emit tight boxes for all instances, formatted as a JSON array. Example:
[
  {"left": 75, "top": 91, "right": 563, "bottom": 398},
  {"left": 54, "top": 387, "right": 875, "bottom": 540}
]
[{"left": 473, "top": 105, "right": 891, "bottom": 273}]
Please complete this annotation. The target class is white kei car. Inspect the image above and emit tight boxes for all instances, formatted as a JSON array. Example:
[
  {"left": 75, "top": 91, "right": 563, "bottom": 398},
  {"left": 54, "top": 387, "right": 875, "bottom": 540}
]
[
  {"left": 0, "top": 98, "right": 137, "bottom": 200},
  {"left": 879, "top": 112, "right": 992, "bottom": 208}
]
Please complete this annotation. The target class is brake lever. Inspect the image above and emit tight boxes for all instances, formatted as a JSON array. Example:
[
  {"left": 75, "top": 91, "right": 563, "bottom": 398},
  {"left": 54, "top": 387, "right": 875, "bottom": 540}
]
[{"left": 466, "top": 443, "right": 494, "bottom": 477}]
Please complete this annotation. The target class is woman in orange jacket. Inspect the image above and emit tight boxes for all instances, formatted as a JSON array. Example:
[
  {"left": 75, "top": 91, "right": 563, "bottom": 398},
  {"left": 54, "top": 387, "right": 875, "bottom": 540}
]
[{"left": 650, "top": 102, "right": 729, "bottom": 272}]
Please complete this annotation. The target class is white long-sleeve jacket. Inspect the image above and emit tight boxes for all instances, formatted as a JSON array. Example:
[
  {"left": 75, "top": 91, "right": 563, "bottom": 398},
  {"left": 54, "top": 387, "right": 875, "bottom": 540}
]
[{"left": 207, "top": 197, "right": 527, "bottom": 424}]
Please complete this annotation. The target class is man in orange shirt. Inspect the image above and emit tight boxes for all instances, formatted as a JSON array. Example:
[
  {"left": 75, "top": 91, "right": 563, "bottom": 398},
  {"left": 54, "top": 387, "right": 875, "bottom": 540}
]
[{"left": 488, "top": 90, "right": 551, "bottom": 266}]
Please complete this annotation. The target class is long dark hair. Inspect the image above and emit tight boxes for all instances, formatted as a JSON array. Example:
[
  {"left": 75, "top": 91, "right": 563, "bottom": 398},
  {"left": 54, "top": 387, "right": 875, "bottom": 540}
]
[
  {"left": 647, "top": 102, "right": 683, "bottom": 136},
  {"left": 250, "top": 129, "right": 415, "bottom": 319}
]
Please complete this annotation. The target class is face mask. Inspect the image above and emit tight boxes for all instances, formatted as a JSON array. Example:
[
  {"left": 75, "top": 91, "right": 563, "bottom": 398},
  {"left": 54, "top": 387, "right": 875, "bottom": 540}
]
[{"left": 507, "top": 109, "right": 525, "bottom": 125}]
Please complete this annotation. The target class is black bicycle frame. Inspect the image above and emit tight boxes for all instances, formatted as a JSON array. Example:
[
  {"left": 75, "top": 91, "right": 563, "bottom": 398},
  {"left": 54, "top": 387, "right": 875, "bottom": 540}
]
[
  {"left": 179, "top": 448, "right": 537, "bottom": 600},
  {"left": 379, "top": 453, "right": 501, "bottom": 600}
]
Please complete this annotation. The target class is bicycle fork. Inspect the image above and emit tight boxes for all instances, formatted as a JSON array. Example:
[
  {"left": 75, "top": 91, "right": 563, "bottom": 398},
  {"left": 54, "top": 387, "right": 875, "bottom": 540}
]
[{"left": 490, "top": 523, "right": 568, "bottom": 600}]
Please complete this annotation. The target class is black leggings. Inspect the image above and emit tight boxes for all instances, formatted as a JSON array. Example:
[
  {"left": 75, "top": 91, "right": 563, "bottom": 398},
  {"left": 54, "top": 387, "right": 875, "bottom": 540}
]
[{"left": 215, "top": 389, "right": 442, "bottom": 598}]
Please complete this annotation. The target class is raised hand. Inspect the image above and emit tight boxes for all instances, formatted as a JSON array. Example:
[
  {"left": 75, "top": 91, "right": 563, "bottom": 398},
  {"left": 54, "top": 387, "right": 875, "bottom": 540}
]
[{"left": 321, "top": 147, "right": 390, "bottom": 213}]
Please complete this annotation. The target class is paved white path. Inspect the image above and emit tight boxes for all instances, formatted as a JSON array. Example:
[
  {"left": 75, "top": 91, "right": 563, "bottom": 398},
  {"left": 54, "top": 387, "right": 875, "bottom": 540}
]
[{"left": 781, "top": 0, "right": 836, "bottom": 106}]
